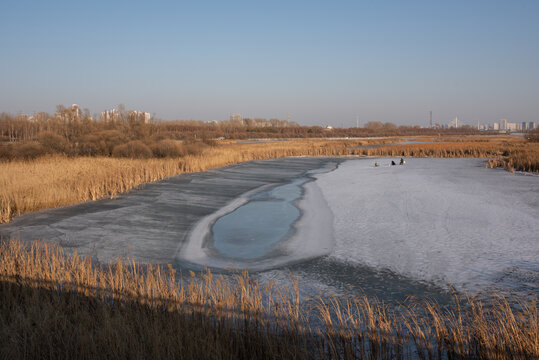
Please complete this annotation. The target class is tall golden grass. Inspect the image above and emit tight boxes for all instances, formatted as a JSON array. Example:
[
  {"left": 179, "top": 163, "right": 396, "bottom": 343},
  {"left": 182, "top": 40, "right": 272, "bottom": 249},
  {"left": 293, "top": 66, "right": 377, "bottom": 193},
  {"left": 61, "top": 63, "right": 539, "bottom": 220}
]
[
  {"left": 351, "top": 137, "right": 539, "bottom": 173},
  {"left": 0, "top": 239, "right": 536, "bottom": 359},
  {"left": 1, "top": 137, "right": 537, "bottom": 224},
  {"left": 485, "top": 146, "right": 539, "bottom": 173},
  {"left": 0, "top": 140, "right": 352, "bottom": 223}
]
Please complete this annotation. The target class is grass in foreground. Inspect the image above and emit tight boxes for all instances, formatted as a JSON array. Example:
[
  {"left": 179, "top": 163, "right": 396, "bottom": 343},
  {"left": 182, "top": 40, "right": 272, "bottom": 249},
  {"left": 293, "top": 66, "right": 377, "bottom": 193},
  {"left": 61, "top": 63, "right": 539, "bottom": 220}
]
[{"left": 0, "top": 240, "right": 537, "bottom": 359}]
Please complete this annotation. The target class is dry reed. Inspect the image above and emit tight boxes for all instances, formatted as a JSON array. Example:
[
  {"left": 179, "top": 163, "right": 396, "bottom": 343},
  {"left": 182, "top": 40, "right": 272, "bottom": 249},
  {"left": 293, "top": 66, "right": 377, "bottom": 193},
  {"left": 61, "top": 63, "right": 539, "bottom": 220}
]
[
  {"left": 0, "top": 239, "right": 536, "bottom": 359},
  {"left": 0, "top": 139, "right": 351, "bottom": 223}
]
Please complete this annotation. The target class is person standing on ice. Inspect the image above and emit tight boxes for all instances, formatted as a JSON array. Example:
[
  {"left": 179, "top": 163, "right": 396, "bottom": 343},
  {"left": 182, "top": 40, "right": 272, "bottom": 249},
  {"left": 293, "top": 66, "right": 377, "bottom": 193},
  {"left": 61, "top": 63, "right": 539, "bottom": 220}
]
[{"left": 400, "top": 158, "right": 406, "bottom": 165}]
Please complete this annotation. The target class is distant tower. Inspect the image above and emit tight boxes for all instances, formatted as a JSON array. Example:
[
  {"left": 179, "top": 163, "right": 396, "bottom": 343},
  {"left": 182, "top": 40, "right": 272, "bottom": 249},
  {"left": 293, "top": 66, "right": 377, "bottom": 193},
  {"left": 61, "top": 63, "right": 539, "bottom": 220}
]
[
  {"left": 429, "top": 111, "right": 432, "bottom": 128},
  {"left": 356, "top": 115, "right": 359, "bottom": 128},
  {"left": 500, "top": 118, "right": 507, "bottom": 130}
]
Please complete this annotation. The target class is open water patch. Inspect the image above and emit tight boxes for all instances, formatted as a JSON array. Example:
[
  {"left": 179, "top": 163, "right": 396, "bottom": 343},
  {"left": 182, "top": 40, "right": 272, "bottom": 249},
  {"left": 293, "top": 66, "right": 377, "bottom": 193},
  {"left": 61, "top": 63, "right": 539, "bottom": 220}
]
[{"left": 212, "top": 178, "right": 308, "bottom": 259}]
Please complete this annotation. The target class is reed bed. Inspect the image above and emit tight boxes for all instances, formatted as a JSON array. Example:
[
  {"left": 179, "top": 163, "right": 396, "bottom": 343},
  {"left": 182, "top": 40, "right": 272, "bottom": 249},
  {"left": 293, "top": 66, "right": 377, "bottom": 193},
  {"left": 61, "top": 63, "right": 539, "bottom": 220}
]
[
  {"left": 1, "top": 137, "right": 537, "bottom": 224},
  {"left": 485, "top": 145, "right": 539, "bottom": 173},
  {"left": 351, "top": 139, "right": 539, "bottom": 173},
  {"left": 353, "top": 140, "right": 509, "bottom": 159},
  {"left": 0, "top": 239, "right": 537, "bottom": 359},
  {"left": 0, "top": 139, "right": 352, "bottom": 223}
]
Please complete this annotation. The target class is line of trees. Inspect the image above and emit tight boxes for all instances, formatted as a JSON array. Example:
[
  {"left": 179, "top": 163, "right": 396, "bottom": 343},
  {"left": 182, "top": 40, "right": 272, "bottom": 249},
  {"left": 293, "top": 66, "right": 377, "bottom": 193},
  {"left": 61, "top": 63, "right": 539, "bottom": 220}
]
[{"left": 0, "top": 104, "right": 497, "bottom": 161}]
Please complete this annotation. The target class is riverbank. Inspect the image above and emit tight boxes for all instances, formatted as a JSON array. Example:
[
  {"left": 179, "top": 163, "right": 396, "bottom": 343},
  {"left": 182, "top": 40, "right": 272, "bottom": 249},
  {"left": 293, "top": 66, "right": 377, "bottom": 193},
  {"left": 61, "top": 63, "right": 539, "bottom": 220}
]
[{"left": 1, "top": 135, "right": 537, "bottom": 224}]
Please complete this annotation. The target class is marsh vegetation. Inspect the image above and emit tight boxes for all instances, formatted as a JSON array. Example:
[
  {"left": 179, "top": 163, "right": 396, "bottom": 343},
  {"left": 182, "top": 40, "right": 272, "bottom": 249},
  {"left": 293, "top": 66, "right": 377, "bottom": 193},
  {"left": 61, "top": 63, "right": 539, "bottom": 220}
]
[{"left": 1, "top": 240, "right": 536, "bottom": 360}]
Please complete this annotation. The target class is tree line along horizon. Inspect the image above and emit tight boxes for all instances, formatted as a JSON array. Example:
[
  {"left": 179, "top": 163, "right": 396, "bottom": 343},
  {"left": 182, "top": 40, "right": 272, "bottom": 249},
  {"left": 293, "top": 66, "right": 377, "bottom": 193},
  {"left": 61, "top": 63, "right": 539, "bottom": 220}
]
[{"left": 0, "top": 104, "right": 523, "bottom": 161}]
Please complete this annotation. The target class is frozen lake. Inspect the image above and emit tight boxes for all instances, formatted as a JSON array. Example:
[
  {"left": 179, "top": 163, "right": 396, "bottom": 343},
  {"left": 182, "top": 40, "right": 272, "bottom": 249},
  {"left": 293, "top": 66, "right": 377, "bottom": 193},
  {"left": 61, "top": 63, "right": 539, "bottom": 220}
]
[
  {"left": 315, "top": 158, "right": 538, "bottom": 297},
  {"left": 1, "top": 157, "right": 537, "bottom": 302}
]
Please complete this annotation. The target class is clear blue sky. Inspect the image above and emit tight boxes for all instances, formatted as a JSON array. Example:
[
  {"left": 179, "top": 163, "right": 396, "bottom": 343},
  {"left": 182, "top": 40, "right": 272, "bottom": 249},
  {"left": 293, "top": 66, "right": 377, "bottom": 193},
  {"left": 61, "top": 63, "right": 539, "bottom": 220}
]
[{"left": 1, "top": 0, "right": 538, "bottom": 126}]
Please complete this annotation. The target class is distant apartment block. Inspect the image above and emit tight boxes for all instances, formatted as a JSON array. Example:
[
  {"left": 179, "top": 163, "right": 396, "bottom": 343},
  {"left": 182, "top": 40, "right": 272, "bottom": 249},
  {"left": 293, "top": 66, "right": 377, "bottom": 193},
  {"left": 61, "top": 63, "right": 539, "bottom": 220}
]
[
  {"left": 100, "top": 109, "right": 119, "bottom": 122},
  {"left": 499, "top": 119, "right": 507, "bottom": 130},
  {"left": 506, "top": 122, "right": 518, "bottom": 131},
  {"left": 100, "top": 109, "right": 151, "bottom": 124},
  {"left": 70, "top": 104, "right": 81, "bottom": 118},
  {"left": 134, "top": 111, "right": 151, "bottom": 124},
  {"left": 230, "top": 113, "right": 243, "bottom": 123},
  {"left": 55, "top": 104, "right": 82, "bottom": 121}
]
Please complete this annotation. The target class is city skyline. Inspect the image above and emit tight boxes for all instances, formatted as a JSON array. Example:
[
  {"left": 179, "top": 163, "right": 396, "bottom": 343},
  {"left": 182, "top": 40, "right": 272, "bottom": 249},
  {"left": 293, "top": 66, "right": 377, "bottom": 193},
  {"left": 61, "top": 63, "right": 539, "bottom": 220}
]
[
  {"left": 10, "top": 105, "right": 536, "bottom": 131},
  {"left": 1, "top": 1, "right": 538, "bottom": 126}
]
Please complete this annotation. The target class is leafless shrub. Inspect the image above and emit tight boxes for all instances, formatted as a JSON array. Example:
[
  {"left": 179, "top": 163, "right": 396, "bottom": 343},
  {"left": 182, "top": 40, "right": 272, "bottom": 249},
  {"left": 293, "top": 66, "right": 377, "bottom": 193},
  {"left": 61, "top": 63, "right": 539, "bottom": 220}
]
[
  {"left": 112, "top": 140, "right": 153, "bottom": 159},
  {"left": 0, "top": 144, "right": 12, "bottom": 160},
  {"left": 11, "top": 142, "right": 44, "bottom": 160},
  {"left": 526, "top": 128, "right": 539, "bottom": 142},
  {"left": 37, "top": 131, "right": 69, "bottom": 154},
  {"left": 77, "top": 130, "right": 126, "bottom": 156},
  {"left": 150, "top": 139, "right": 185, "bottom": 158},
  {"left": 184, "top": 141, "right": 207, "bottom": 156}
]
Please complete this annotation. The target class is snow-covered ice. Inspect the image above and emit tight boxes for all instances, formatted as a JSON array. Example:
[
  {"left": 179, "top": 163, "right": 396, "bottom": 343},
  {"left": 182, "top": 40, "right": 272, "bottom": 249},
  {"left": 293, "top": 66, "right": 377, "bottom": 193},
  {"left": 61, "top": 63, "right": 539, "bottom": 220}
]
[{"left": 314, "top": 158, "right": 538, "bottom": 294}]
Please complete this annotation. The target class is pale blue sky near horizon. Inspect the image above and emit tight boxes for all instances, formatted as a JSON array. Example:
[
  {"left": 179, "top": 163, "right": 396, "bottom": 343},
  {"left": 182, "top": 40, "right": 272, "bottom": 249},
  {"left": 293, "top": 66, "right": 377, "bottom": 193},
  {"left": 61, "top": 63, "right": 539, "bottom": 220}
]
[{"left": 1, "top": 0, "right": 538, "bottom": 126}]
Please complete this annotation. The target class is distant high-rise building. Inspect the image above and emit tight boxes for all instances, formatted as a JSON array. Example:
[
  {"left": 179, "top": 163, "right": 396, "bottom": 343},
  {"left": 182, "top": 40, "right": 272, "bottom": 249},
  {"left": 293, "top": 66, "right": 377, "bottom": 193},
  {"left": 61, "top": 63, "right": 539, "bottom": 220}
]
[
  {"left": 448, "top": 116, "right": 459, "bottom": 128},
  {"left": 506, "top": 122, "right": 518, "bottom": 131},
  {"left": 529, "top": 122, "right": 536, "bottom": 130},
  {"left": 71, "top": 104, "right": 81, "bottom": 118},
  {"left": 100, "top": 109, "right": 119, "bottom": 122},
  {"left": 230, "top": 113, "right": 243, "bottom": 123},
  {"left": 522, "top": 122, "right": 528, "bottom": 131},
  {"left": 143, "top": 112, "right": 151, "bottom": 124},
  {"left": 499, "top": 119, "right": 507, "bottom": 130}
]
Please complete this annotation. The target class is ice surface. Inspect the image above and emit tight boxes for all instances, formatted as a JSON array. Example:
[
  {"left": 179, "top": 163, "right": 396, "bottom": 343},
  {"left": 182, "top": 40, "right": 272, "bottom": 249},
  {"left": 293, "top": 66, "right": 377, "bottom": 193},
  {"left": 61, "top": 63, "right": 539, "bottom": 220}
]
[
  {"left": 179, "top": 177, "right": 335, "bottom": 271},
  {"left": 212, "top": 178, "right": 307, "bottom": 259},
  {"left": 178, "top": 157, "right": 537, "bottom": 296},
  {"left": 314, "top": 158, "right": 539, "bottom": 294}
]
